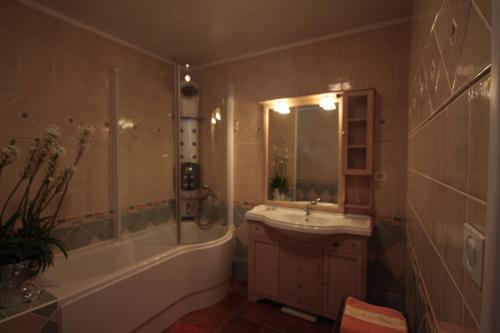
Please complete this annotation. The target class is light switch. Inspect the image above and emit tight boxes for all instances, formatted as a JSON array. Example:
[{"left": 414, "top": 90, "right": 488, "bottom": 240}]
[{"left": 463, "top": 223, "right": 486, "bottom": 288}]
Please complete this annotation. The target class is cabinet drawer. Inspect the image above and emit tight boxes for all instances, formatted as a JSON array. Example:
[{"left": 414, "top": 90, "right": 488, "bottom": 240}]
[
  {"left": 282, "top": 291, "right": 321, "bottom": 312},
  {"left": 282, "top": 274, "right": 321, "bottom": 297},
  {"left": 329, "top": 236, "right": 366, "bottom": 253},
  {"left": 250, "top": 223, "right": 272, "bottom": 239},
  {"left": 281, "top": 246, "right": 322, "bottom": 277}
]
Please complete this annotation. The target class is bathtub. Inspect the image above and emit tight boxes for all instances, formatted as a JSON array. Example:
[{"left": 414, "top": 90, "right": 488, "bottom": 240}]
[{"left": 42, "top": 223, "right": 234, "bottom": 333}]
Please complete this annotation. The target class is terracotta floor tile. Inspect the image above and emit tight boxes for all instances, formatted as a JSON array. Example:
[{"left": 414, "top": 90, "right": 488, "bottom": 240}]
[
  {"left": 230, "top": 279, "right": 248, "bottom": 295},
  {"left": 163, "top": 322, "right": 208, "bottom": 333},
  {"left": 238, "top": 301, "right": 280, "bottom": 324},
  {"left": 305, "top": 318, "right": 335, "bottom": 333},
  {"left": 183, "top": 306, "right": 231, "bottom": 333},
  {"left": 267, "top": 312, "right": 313, "bottom": 333},
  {"left": 260, "top": 326, "right": 283, "bottom": 333},
  {"left": 216, "top": 292, "right": 247, "bottom": 312},
  {"left": 218, "top": 316, "right": 263, "bottom": 333}
]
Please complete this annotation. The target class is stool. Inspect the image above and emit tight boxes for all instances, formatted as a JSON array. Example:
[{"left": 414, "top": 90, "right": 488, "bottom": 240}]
[{"left": 333, "top": 296, "right": 408, "bottom": 333}]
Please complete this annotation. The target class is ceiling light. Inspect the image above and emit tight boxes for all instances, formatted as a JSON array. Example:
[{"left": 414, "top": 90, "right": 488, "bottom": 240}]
[
  {"left": 273, "top": 101, "right": 290, "bottom": 114},
  {"left": 184, "top": 74, "right": 191, "bottom": 82},
  {"left": 211, "top": 116, "right": 217, "bottom": 125},
  {"left": 319, "top": 96, "right": 336, "bottom": 111}
]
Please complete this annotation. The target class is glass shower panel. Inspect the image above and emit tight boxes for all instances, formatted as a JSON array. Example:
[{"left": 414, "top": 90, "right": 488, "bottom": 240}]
[
  {"left": 114, "top": 61, "right": 177, "bottom": 247},
  {"left": 178, "top": 69, "right": 231, "bottom": 244}
]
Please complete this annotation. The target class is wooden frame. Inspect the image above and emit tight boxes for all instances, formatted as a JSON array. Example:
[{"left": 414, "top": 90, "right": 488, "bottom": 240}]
[{"left": 260, "top": 92, "right": 345, "bottom": 213}]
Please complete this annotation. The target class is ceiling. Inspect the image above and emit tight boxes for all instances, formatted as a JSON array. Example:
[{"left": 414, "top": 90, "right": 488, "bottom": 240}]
[{"left": 30, "top": 0, "right": 412, "bottom": 66}]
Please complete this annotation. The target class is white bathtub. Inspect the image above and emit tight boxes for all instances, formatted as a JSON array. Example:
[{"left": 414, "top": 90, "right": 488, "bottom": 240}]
[{"left": 42, "top": 223, "right": 234, "bottom": 333}]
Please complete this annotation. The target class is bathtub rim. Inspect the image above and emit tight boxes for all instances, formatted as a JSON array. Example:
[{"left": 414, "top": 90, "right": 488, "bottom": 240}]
[{"left": 43, "top": 224, "right": 234, "bottom": 307}]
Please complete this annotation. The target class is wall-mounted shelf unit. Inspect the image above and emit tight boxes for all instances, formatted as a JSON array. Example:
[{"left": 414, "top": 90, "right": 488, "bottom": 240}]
[{"left": 342, "top": 89, "right": 374, "bottom": 215}]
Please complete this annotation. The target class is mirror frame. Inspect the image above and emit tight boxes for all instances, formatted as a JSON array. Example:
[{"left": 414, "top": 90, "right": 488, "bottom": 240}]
[{"left": 260, "top": 92, "right": 345, "bottom": 213}]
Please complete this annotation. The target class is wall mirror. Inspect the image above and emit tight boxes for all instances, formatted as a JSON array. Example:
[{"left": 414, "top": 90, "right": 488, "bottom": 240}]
[{"left": 261, "top": 92, "right": 344, "bottom": 212}]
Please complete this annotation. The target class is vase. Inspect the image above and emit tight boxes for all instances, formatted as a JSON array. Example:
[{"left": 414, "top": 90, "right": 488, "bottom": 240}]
[{"left": 0, "top": 261, "right": 41, "bottom": 308}]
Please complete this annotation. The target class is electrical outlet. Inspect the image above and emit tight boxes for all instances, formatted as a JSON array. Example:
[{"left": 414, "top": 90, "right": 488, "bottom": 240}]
[{"left": 374, "top": 172, "right": 388, "bottom": 182}]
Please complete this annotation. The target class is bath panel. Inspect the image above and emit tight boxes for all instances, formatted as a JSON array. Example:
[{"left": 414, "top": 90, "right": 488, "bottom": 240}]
[{"left": 42, "top": 224, "right": 233, "bottom": 333}]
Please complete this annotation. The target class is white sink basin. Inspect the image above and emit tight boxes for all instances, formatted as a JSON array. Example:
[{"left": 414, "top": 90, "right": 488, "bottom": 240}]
[{"left": 245, "top": 205, "right": 373, "bottom": 236}]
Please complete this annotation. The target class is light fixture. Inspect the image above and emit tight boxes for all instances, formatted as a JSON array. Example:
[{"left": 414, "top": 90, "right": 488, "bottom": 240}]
[
  {"left": 319, "top": 96, "right": 336, "bottom": 111},
  {"left": 185, "top": 64, "right": 190, "bottom": 69},
  {"left": 211, "top": 116, "right": 217, "bottom": 125},
  {"left": 273, "top": 101, "right": 290, "bottom": 114},
  {"left": 215, "top": 109, "right": 221, "bottom": 121},
  {"left": 184, "top": 74, "right": 191, "bottom": 82}
]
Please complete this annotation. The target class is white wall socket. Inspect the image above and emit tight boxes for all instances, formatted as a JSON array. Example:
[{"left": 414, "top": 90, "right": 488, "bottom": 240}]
[{"left": 374, "top": 172, "right": 388, "bottom": 182}]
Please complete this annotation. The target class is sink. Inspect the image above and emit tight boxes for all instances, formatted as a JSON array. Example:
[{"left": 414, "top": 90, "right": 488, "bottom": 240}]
[
  {"left": 245, "top": 205, "right": 372, "bottom": 236},
  {"left": 276, "top": 213, "right": 331, "bottom": 225}
]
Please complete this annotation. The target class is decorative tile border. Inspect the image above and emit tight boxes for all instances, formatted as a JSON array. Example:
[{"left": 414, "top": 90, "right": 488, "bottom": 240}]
[
  {"left": 0, "top": 291, "right": 59, "bottom": 333},
  {"left": 51, "top": 200, "right": 176, "bottom": 252}
]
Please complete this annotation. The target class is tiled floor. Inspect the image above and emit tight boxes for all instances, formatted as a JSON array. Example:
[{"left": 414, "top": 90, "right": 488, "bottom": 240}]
[{"left": 163, "top": 280, "right": 334, "bottom": 333}]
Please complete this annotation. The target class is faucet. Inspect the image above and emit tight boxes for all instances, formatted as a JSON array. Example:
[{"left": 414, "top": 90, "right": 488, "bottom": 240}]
[{"left": 304, "top": 198, "right": 321, "bottom": 216}]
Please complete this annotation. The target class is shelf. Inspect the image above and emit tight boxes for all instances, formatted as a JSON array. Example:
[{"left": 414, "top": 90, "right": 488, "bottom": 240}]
[
  {"left": 345, "top": 169, "right": 370, "bottom": 176},
  {"left": 348, "top": 117, "right": 367, "bottom": 122},
  {"left": 344, "top": 204, "right": 370, "bottom": 209}
]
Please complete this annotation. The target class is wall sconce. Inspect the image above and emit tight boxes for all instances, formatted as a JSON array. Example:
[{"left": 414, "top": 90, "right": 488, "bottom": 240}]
[
  {"left": 273, "top": 101, "right": 290, "bottom": 114},
  {"left": 319, "top": 96, "right": 336, "bottom": 111},
  {"left": 211, "top": 107, "right": 222, "bottom": 125}
]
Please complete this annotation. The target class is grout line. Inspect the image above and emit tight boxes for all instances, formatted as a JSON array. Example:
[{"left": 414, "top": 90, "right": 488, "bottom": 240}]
[
  {"left": 408, "top": 65, "right": 491, "bottom": 139},
  {"left": 408, "top": 168, "right": 487, "bottom": 206},
  {"left": 471, "top": 0, "right": 492, "bottom": 32},
  {"left": 432, "top": 30, "right": 453, "bottom": 92},
  {"left": 406, "top": 197, "right": 481, "bottom": 325}
]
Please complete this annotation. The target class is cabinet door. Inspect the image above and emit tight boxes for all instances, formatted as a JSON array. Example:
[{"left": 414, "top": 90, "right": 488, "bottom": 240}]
[
  {"left": 250, "top": 238, "right": 280, "bottom": 298},
  {"left": 323, "top": 251, "right": 364, "bottom": 317}
]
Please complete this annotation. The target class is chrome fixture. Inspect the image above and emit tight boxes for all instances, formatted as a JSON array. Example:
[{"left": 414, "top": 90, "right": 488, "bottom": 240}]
[{"left": 304, "top": 198, "right": 321, "bottom": 216}]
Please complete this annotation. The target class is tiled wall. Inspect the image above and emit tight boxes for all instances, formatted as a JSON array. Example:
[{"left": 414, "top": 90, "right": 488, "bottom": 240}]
[
  {"left": 405, "top": 0, "right": 490, "bottom": 332},
  {"left": 195, "top": 23, "right": 411, "bottom": 281},
  {"left": 0, "top": 1, "right": 174, "bottom": 251}
]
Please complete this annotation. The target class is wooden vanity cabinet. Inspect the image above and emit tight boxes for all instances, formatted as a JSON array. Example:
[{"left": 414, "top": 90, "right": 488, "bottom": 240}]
[{"left": 247, "top": 221, "right": 367, "bottom": 319}]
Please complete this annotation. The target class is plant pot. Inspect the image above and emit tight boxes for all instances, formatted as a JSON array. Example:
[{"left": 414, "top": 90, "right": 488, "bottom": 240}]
[{"left": 0, "top": 261, "right": 41, "bottom": 308}]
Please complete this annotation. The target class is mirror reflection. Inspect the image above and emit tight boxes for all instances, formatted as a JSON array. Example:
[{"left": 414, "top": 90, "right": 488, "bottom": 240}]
[{"left": 268, "top": 100, "right": 340, "bottom": 204}]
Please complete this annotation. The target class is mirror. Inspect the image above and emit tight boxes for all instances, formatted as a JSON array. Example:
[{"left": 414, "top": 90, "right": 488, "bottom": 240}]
[{"left": 264, "top": 93, "right": 343, "bottom": 209}]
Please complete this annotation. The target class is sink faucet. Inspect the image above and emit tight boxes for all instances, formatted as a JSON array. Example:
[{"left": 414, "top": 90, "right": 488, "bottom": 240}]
[{"left": 304, "top": 198, "right": 321, "bottom": 216}]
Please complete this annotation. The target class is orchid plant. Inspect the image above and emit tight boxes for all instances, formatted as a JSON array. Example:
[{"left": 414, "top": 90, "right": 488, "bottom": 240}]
[
  {"left": 270, "top": 145, "right": 289, "bottom": 196},
  {"left": 0, "top": 125, "right": 93, "bottom": 273}
]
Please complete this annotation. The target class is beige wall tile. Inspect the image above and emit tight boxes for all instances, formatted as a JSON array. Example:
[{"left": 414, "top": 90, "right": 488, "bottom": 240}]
[
  {"left": 467, "top": 75, "right": 490, "bottom": 200},
  {"left": 455, "top": 5, "right": 491, "bottom": 90},
  {"left": 434, "top": 0, "right": 471, "bottom": 87},
  {"left": 443, "top": 93, "right": 469, "bottom": 191},
  {"left": 0, "top": 26, "right": 18, "bottom": 62},
  {"left": 473, "top": 0, "right": 491, "bottom": 25},
  {"left": 423, "top": 34, "right": 452, "bottom": 110},
  {"left": 466, "top": 198, "right": 486, "bottom": 233},
  {"left": 0, "top": 58, "right": 19, "bottom": 90}
]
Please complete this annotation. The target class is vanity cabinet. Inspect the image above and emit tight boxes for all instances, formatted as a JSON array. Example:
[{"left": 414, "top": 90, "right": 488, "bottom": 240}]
[{"left": 248, "top": 221, "right": 367, "bottom": 319}]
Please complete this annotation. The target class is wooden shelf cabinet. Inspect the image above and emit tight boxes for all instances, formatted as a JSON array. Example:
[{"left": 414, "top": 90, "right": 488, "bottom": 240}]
[
  {"left": 342, "top": 89, "right": 374, "bottom": 215},
  {"left": 248, "top": 221, "right": 367, "bottom": 319}
]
